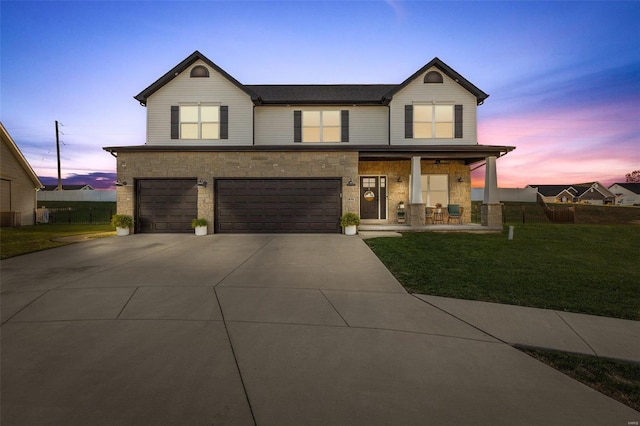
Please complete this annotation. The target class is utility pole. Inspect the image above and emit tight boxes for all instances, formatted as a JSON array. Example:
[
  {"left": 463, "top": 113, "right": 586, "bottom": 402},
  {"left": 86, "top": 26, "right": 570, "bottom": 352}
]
[{"left": 55, "top": 120, "right": 62, "bottom": 191}]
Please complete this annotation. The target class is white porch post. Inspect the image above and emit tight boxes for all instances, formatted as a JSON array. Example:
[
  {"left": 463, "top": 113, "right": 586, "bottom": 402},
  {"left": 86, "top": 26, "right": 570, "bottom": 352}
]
[
  {"left": 410, "top": 156, "right": 423, "bottom": 204},
  {"left": 483, "top": 156, "right": 499, "bottom": 204},
  {"left": 409, "top": 156, "right": 425, "bottom": 225},
  {"left": 482, "top": 155, "right": 503, "bottom": 228}
]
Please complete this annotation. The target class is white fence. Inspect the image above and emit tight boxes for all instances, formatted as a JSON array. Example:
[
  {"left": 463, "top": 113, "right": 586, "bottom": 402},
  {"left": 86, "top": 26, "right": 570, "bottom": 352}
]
[
  {"left": 37, "top": 190, "right": 116, "bottom": 202},
  {"left": 471, "top": 187, "right": 537, "bottom": 203}
]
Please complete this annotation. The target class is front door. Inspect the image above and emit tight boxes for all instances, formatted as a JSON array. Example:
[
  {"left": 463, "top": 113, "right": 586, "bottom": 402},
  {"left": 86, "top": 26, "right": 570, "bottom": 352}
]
[{"left": 360, "top": 176, "right": 387, "bottom": 220}]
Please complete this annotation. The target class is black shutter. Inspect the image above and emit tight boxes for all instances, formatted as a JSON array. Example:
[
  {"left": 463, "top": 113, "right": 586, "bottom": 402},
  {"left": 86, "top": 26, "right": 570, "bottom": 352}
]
[
  {"left": 341, "top": 110, "right": 349, "bottom": 142},
  {"left": 454, "top": 105, "right": 463, "bottom": 138},
  {"left": 220, "top": 106, "right": 228, "bottom": 139},
  {"left": 171, "top": 106, "right": 179, "bottom": 139},
  {"left": 294, "top": 110, "right": 302, "bottom": 143},
  {"left": 404, "top": 105, "right": 413, "bottom": 139}
]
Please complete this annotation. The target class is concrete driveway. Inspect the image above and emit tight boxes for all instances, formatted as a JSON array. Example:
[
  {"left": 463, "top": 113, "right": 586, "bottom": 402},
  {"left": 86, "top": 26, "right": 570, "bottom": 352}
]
[{"left": 1, "top": 234, "right": 636, "bottom": 425}]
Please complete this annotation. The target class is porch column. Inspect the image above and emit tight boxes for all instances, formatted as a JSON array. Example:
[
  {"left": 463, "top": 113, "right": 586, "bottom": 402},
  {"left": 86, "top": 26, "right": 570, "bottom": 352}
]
[
  {"left": 481, "top": 156, "right": 503, "bottom": 228},
  {"left": 409, "top": 156, "right": 425, "bottom": 226}
]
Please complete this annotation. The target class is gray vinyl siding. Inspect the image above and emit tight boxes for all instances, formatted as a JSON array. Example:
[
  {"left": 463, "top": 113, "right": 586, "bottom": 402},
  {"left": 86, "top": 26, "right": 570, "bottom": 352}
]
[
  {"left": 389, "top": 67, "right": 478, "bottom": 145},
  {"left": 146, "top": 59, "right": 253, "bottom": 145},
  {"left": 254, "top": 106, "right": 388, "bottom": 145}
]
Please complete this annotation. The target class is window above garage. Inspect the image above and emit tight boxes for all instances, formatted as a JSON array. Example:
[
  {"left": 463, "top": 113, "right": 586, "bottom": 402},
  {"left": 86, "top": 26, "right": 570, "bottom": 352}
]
[
  {"left": 171, "top": 104, "right": 228, "bottom": 140},
  {"left": 293, "top": 110, "right": 349, "bottom": 143}
]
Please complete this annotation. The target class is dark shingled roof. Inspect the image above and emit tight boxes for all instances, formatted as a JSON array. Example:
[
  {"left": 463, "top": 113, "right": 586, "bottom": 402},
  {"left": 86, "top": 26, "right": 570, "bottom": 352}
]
[
  {"left": 612, "top": 182, "right": 640, "bottom": 194},
  {"left": 134, "top": 51, "right": 489, "bottom": 106},
  {"left": 246, "top": 85, "right": 397, "bottom": 105},
  {"left": 528, "top": 185, "right": 578, "bottom": 197}
]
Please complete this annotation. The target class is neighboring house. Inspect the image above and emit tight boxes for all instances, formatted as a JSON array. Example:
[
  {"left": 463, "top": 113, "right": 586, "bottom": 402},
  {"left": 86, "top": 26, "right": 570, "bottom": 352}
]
[
  {"left": 528, "top": 182, "right": 615, "bottom": 205},
  {"left": 608, "top": 183, "right": 640, "bottom": 206},
  {"left": 41, "top": 184, "right": 95, "bottom": 191},
  {"left": 0, "top": 122, "right": 43, "bottom": 226},
  {"left": 104, "top": 51, "right": 515, "bottom": 234}
]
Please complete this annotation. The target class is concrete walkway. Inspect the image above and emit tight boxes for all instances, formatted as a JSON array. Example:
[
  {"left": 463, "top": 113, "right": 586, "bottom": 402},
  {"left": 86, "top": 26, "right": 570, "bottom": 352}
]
[{"left": 1, "top": 234, "right": 638, "bottom": 425}]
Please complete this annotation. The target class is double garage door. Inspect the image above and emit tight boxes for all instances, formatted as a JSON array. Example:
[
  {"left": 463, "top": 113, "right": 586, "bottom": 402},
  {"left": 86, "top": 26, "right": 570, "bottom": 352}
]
[
  {"left": 136, "top": 178, "right": 341, "bottom": 234},
  {"left": 216, "top": 179, "right": 341, "bottom": 233}
]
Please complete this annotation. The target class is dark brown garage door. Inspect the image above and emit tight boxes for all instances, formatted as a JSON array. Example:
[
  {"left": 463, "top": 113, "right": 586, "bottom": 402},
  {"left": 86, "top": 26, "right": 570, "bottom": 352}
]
[
  {"left": 136, "top": 179, "right": 197, "bottom": 233},
  {"left": 215, "top": 179, "right": 341, "bottom": 233}
]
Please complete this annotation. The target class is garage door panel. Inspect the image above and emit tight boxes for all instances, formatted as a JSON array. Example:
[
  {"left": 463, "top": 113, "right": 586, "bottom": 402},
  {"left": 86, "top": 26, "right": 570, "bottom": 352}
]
[{"left": 215, "top": 179, "right": 341, "bottom": 233}]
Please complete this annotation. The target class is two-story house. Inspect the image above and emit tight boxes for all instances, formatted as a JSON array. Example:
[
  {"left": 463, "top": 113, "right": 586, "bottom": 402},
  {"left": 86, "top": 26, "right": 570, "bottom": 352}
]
[{"left": 104, "top": 51, "right": 514, "bottom": 234}]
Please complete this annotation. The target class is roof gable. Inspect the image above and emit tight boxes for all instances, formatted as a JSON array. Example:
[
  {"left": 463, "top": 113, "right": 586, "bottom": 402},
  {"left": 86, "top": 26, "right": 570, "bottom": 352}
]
[
  {"left": 530, "top": 182, "right": 615, "bottom": 198},
  {"left": 383, "top": 57, "right": 489, "bottom": 105},
  {"left": 134, "top": 52, "right": 488, "bottom": 107},
  {"left": 1, "top": 122, "right": 43, "bottom": 189},
  {"left": 610, "top": 182, "right": 640, "bottom": 194},
  {"left": 134, "top": 51, "right": 259, "bottom": 105},
  {"left": 42, "top": 184, "right": 94, "bottom": 191}
]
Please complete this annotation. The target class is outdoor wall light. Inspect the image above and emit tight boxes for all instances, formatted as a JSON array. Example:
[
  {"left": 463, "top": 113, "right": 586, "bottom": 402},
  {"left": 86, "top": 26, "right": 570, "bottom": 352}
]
[
  {"left": 458, "top": 177, "right": 464, "bottom": 183},
  {"left": 115, "top": 179, "right": 127, "bottom": 187},
  {"left": 197, "top": 179, "right": 207, "bottom": 188},
  {"left": 397, "top": 176, "right": 403, "bottom": 182},
  {"left": 346, "top": 178, "right": 356, "bottom": 187}
]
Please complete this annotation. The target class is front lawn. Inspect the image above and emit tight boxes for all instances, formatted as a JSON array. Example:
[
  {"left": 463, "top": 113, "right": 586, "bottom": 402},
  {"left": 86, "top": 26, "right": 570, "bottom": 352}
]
[
  {"left": 0, "top": 224, "right": 115, "bottom": 259},
  {"left": 519, "top": 346, "right": 640, "bottom": 412},
  {"left": 366, "top": 225, "right": 640, "bottom": 320}
]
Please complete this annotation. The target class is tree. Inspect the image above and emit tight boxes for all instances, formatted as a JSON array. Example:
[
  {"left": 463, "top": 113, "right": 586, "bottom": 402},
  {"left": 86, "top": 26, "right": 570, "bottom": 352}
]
[{"left": 626, "top": 170, "right": 640, "bottom": 183}]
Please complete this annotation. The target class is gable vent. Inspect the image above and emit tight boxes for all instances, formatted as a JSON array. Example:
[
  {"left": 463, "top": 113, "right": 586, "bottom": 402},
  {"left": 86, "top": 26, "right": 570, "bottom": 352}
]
[
  {"left": 424, "top": 71, "right": 443, "bottom": 84},
  {"left": 190, "top": 65, "right": 210, "bottom": 78}
]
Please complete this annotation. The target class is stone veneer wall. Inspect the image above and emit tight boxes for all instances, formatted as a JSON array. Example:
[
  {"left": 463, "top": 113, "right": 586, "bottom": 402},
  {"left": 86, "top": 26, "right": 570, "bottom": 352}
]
[
  {"left": 115, "top": 151, "right": 360, "bottom": 233},
  {"left": 358, "top": 159, "right": 471, "bottom": 224}
]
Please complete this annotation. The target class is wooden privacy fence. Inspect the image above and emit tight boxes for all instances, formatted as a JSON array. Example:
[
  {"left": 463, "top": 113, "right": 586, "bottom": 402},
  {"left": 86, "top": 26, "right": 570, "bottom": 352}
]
[{"left": 537, "top": 194, "right": 576, "bottom": 223}]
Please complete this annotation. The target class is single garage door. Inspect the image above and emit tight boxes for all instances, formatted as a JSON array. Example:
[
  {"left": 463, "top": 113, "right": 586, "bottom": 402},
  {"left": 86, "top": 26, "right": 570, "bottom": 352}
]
[
  {"left": 215, "top": 179, "right": 341, "bottom": 233},
  {"left": 136, "top": 179, "right": 197, "bottom": 233}
]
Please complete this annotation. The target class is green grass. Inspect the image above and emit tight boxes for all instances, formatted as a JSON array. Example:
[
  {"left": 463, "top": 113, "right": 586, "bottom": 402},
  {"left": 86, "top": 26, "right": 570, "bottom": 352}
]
[
  {"left": 366, "top": 224, "right": 640, "bottom": 320},
  {"left": 519, "top": 346, "right": 640, "bottom": 412},
  {"left": 0, "top": 224, "right": 115, "bottom": 259}
]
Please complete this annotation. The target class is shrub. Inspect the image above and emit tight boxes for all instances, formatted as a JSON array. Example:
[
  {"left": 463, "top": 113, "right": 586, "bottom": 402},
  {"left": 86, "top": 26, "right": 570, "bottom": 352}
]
[
  {"left": 110, "top": 214, "right": 134, "bottom": 229},
  {"left": 340, "top": 212, "right": 361, "bottom": 227},
  {"left": 191, "top": 218, "right": 208, "bottom": 228}
]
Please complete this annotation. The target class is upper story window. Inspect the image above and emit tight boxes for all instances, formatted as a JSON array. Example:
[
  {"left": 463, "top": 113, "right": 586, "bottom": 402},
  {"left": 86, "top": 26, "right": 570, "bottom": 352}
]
[
  {"left": 294, "top": 110, "right": 349, "bottom": 143},
  {"left": 424, "top": 71, "right": 444, "bottom": 83},
  {"left": 190, "top": 65, "right": 209, "bottom": 78},
  {"left": 303, "top": 111, "right": 341, "bottom": 142},
  {"left": 180, "top": 104, "right": 219, "bottom": 139},
  {"left": 414, "top": 104, "right": 453, "bottom": 138}
]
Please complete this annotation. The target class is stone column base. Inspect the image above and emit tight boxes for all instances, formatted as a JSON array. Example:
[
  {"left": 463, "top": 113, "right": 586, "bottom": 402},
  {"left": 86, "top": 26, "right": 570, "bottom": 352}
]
[
  {"left": 481, "top": 203, "right": 503, "bottom": 228},
  {"left": 408, "top": 203, "right": 426, "bottom": 226}
]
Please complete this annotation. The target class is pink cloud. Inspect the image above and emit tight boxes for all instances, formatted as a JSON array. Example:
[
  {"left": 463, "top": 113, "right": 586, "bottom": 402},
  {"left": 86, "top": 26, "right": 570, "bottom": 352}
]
[{"left": 475, "top": 100, "right": 639, "bottom": 188}]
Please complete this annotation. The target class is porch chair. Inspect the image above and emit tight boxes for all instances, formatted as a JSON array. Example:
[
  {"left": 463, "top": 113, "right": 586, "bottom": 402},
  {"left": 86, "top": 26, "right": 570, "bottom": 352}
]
[
  {"left": 425, "top": 206, "right": 434, "bottom": 224},
  {"left": 447, "top": 204, "right": 464, "bottom": 224}
]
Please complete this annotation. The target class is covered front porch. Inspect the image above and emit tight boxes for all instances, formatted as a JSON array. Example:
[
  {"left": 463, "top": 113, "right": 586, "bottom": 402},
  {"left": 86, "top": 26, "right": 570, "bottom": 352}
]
[{"left": 356, "top": 145, "right": 514, "bottom": 230}]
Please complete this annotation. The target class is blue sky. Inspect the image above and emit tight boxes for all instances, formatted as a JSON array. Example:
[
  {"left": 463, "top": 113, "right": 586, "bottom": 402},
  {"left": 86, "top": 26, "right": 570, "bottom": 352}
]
[{"left": 2, "top": 0, "right": 639, "bottom": 188}]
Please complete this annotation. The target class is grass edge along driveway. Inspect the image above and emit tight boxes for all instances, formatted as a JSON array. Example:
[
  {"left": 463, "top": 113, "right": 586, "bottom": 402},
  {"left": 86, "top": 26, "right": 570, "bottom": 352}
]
[
  {"left": 365, "top": 224, "right": 639, "bottom": 321},
  {"left": 0, "top": 224, "right": 115, "bottom": 260}
]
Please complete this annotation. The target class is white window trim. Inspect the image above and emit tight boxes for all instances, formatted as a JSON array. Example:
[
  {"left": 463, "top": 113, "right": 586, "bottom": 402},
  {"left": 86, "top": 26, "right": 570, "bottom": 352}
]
[
  {"left": 180, "top": 103, "right": 220, "bottom": 140},
  {"left": 413, "top": 103, "right": 454, "bottom": 139},
  {"left": 420, "top": 174, "right": 449, "bottom": 207},
  {"left": 302, "top": 110, "right": 341, "bottom": 143}
]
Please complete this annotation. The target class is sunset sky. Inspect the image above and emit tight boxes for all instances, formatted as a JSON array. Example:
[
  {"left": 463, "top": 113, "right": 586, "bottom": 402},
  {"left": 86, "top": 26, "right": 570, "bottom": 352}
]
[{"left": 2, "top": 1, "right": 638, "bottom": 189}]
